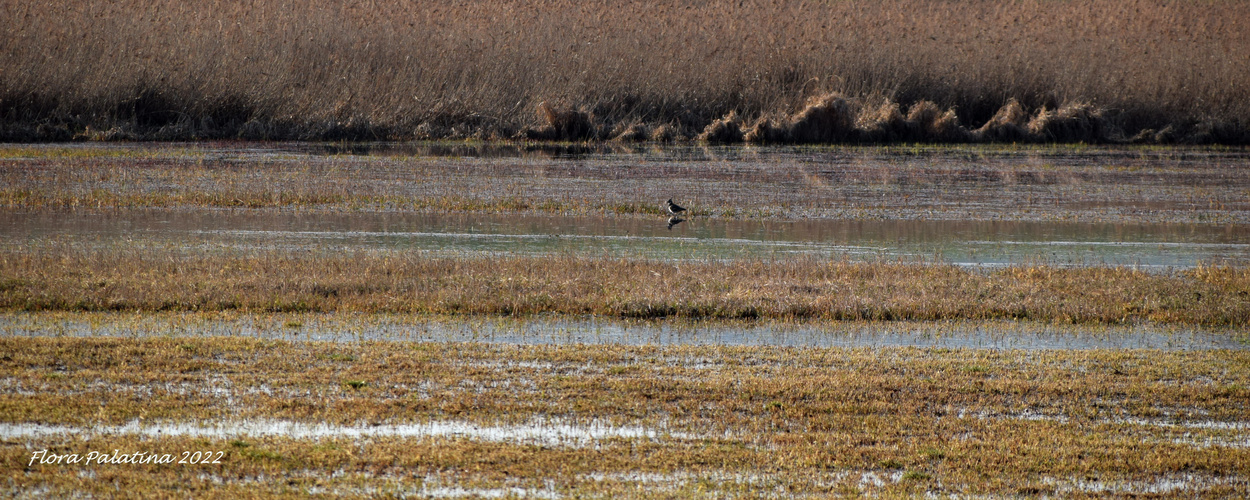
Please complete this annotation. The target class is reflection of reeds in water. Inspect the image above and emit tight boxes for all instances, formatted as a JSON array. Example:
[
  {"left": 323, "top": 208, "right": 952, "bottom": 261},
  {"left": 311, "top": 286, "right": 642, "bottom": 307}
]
[{"left": 2, "top": 0, "right": 1248, "bottom": 143}]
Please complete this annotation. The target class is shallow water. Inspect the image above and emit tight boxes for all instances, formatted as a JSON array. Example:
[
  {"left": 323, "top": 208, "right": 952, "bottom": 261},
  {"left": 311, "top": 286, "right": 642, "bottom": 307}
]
[
  {"left": 6, "top": 142, "right": 1250, "bottom": 266},
  {"left": 4, "top": 210, "right": 1248, "bottom": 268},
  {"left": 1, "top": 418, "right": 693, "bottom": 446},
  {"left": 6, "top": 142, "right": 1247, "bottom": 498}
]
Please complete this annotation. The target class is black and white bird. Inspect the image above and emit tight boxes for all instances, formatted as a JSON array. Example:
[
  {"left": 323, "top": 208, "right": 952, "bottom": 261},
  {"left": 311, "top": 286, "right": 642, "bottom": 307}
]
[{"left": 666, "top": 199, "right": 687, "bottom": 215}]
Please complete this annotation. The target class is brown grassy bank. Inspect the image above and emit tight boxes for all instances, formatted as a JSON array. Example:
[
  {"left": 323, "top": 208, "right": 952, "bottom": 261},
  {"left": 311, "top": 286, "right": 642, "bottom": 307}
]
[
  {"left": 3, "top": 338, "right": 1248, "bottom": 496},
  {"left": 2, "top": 0, "right": 1248, "bottom": 143},
  {"left": 3, "top": 246, "right": 1248, "bottom": 325}
]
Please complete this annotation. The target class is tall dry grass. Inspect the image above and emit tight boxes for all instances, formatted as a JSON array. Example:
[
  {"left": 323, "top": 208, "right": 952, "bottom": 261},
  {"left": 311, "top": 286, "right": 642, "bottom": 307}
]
[{"left": 2, "top": 0, "right": 1248, "bottom": 143}]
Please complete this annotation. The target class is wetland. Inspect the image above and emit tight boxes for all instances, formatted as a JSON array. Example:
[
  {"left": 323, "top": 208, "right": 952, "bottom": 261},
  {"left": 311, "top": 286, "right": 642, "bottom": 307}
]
[
  {"left": 3, "top": 338, "right": 1248, "bottom": 497},
  {"left": 2, "top": 142, "right": 1249, "bottom": 497},
  {"left": 6, "top": 1, "right": 1250, "bottom": 495}
]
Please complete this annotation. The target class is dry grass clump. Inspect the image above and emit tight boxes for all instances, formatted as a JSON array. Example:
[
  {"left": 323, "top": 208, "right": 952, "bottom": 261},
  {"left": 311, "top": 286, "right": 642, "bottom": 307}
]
[
  {"left": 975, "top": 98, "right": 1033, "bottom": 143},
  {"left": 742, "top": 94, "right": 857, "bottom": 144},
  {"left": 705, "top": 95, "right": 1139, "bottom": 144},
  {"left": 746, "top": 96, "right": 966, "bottom": 144},
  {"left": 608, "top": 122, "right": 649, "bottom": 142},
  {"left": 3, "top": 338, "right": 1248, "bottom": 496},
  {"left": 1026, "top": 102, "right": 1117, "bottom": 143},
  {"left": 769, "top": 94, "right": 857, "bottom": 144},
  {"left": 2, "top": 0, "right": 1248, "bottom": 143},
  {"left": 695, "top": 111, "right": 744, "bottom": 143},
  {"left": 855, "top": 100, "right": 910, "bottom": 141},
  {"left": 524, "top": 101, "right": 599, "bottom": 141},
  {"left": 3, "top": 246, "right": 1248, "bottom": 326},
  {"left": 906, "top": 101, "right": 965, "bottom": 142},
  {"left": 647, "top": 123, "right": 678, "bottom": 142}
]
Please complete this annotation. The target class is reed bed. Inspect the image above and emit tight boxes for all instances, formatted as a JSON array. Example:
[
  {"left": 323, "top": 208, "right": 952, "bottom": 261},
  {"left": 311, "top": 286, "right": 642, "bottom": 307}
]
[
  {"left": 3, "top": 338, "right": 1248, "bottom": 496},
  {"left": 3, "top": 245, "right": 1247, "bottom": 326},
  {"left": 3, "top": 0, "right": 1248, "bottom": 143}
]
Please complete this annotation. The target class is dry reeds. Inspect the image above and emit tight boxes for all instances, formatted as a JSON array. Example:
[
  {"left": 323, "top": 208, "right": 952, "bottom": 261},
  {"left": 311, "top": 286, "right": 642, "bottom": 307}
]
[
  {"left": 744, "top": 95, "right": 966, "bottom": 144},
  {"left": 1, "top": 0, "right": 1248, "bottom": 143},
  {"left": 527, "top": 102, "right": 598, "bottom": 141}
]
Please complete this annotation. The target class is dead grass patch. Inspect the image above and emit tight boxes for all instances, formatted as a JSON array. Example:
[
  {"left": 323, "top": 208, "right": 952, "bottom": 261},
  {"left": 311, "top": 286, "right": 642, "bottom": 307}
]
[{"left": 2, "top": 245, "right": 1247, "bottom": 326}]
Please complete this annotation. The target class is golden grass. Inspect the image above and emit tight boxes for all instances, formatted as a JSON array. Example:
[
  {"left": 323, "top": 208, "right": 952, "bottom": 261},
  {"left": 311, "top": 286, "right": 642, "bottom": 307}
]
[
  {"left": 2, "top": 244, "right": 1248, "bottom": 326},
  {"left": 2, "top": 337, "right": 1248, "bottom": 496},
  {"left": 2, "top": 0, "right": 1248, "bottom": 143}
]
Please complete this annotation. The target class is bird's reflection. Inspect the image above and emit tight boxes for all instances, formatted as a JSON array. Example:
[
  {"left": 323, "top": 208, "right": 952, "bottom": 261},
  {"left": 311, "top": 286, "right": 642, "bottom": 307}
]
[{"left": 666, "top": 216, "right": 686, "bottom": 230}]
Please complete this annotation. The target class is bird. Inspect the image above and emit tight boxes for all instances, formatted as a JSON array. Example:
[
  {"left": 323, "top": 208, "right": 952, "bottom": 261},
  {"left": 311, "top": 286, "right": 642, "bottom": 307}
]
[
  {"left": 666, "top": 198, "right": 687, "bottom": 215},
  {"left": 666, "top": 216, "right": 685, "bottom": 230}
]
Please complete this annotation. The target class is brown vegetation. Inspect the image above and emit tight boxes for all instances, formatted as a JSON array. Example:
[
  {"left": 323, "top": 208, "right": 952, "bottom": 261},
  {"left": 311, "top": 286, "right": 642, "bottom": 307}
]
[
  {"left": 3, "top": 338, "right": 1248, "bottom": 496},
  {"left": 2, "top": 0, "right": 1248, "bottom": 143},
  {"left": 3, "top": 245, "right": 1248, "bottom": 325}
]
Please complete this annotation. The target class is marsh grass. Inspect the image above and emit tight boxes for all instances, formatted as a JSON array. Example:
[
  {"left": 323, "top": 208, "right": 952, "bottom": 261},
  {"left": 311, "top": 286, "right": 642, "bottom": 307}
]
[
  {"left": 2, "top": 245, "right": 1247, "bottom": 326},
  {"left": 3, "top": 0, "right": 1248, "bottom": 143},
  {"left": 2, "top": 338, "right": 1248, "bottom": 496}
]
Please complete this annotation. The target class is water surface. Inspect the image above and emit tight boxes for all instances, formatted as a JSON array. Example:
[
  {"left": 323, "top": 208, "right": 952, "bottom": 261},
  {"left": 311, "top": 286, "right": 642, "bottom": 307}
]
[{"left": 4, "top": 210, "right": 1247, "bottom": 268}]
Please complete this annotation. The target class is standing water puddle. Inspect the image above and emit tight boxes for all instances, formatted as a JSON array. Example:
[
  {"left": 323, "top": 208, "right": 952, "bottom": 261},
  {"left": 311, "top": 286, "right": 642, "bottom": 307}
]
[{"left": 1, "top": 418, "right": 695, "bottom": 447}]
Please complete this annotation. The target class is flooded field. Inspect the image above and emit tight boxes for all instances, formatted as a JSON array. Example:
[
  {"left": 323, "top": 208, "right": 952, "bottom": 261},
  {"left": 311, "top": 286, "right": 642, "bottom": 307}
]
[
  {"left": 5, "top": 142, "right": 1250, "bottom": 223},
  {"left": 3, "top": 338, "right": 1248, "bottom": 497},
  {"left": 3, "top": 143, "right": 1249, "bottom": 496},
  {"left": 4, "top": 142, "right": 1250, "bottom": 267},
  {"left": 6, "top": 210, "right": 1250, "bottom": 268}
]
